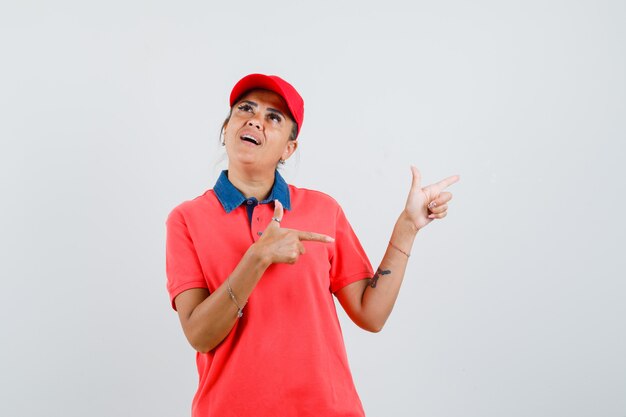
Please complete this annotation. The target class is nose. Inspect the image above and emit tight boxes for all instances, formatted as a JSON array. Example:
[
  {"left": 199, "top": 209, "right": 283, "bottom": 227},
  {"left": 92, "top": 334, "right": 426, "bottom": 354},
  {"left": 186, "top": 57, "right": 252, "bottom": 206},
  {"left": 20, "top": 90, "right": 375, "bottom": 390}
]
[
  {"left": 247, "top": 113, "right": 263, "bottom": 130},
  {"left": 247, "top": 119, "right": 262, "bottom": 130}
]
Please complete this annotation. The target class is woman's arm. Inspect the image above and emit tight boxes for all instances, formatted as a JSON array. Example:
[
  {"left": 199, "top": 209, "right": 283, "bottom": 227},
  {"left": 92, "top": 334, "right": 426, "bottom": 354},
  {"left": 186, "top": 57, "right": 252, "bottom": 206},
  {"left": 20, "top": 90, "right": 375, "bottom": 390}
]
[
  {"left": 174, "top": 246, "right": 270, "bottom": 353},
  {"left": 335, "top": 166, "right": 459, "bottom": 332},
  {"left": 175, "top": 201, "right": 333, "bottom": 353}
]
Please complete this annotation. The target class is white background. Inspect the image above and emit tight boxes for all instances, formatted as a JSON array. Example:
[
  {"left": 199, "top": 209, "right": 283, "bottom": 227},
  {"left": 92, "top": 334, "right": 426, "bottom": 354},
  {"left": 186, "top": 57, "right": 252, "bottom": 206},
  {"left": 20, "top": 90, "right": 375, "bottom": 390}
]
[{"left": 1, "top": 1, "right": 625, "bottom": 416}]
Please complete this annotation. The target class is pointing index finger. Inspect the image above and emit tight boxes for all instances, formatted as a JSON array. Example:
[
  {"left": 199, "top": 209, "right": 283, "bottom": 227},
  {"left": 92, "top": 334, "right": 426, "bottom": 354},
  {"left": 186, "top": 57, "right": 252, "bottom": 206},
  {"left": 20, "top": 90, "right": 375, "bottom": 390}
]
[
  {"left": 435, "top": 174, "right": 460, "bottom": 190},
  {"left": 296, "top": 230, "right": 335, "bottom": 243}
]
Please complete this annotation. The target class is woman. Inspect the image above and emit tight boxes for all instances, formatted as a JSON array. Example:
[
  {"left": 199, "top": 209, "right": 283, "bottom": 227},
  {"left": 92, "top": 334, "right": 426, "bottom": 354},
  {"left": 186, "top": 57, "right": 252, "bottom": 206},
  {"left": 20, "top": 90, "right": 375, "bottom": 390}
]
[{"left": 165, "top": 73, "right": 459, "bottom": 417}]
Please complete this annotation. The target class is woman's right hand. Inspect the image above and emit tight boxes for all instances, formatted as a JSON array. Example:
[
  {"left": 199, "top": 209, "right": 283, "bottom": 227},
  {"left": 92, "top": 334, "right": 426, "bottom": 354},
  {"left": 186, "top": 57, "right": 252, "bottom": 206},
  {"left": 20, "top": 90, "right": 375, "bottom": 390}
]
[{"left": 254, "top": 200, "right": 334, "bottom": 265}]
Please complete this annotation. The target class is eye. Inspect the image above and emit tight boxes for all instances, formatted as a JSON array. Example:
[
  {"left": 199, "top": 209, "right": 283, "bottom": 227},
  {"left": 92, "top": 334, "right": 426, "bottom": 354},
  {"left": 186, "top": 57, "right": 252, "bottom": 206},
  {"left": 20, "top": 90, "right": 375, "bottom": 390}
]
[
  {"left": 237, "top": 103, "right": 254, "bottom": 112},
  {"left": 268, "top": 112, "right": 282, "bottom": 123}
]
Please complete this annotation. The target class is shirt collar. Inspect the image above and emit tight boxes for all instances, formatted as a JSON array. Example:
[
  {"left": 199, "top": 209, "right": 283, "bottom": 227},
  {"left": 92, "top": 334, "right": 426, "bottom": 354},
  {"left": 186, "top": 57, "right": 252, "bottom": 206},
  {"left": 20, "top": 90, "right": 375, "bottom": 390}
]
[{"left": 213, "top": 170, "right": 291, "bottom": 213}]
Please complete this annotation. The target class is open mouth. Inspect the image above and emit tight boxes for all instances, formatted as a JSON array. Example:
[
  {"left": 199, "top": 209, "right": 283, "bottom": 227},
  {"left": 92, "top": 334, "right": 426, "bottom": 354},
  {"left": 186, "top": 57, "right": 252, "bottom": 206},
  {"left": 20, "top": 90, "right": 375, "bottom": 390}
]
[{"left": 240, "top": 134, "right": 260, "bottom": 145}]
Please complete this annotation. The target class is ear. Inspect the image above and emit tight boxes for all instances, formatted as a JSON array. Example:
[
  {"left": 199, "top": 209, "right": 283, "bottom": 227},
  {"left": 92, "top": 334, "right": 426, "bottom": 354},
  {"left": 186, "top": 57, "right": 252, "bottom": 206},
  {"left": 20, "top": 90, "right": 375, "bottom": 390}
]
[
  {"left": 282, "top": 140, "right": 298, "bottom": 161},
  {"left": 221, "top": 118, "right": 230, "bottom": 139}
]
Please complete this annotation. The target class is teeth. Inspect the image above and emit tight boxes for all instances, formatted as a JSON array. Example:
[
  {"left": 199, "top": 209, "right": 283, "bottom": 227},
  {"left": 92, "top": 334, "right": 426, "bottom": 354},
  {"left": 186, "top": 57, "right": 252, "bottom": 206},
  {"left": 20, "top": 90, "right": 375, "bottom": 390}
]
[{"left": 241, "top": 134, "right": 259, "bottom": 145}]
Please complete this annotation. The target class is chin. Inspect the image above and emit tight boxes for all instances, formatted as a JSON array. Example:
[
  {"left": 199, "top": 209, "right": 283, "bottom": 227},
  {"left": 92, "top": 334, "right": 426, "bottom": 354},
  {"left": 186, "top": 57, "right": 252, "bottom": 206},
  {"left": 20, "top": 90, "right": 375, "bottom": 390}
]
[
  {"left": 227, "top": 150, "right": 256, "bottom": 164},
  {"left": 229, "top": 159, "right": 276, "bottom": 174}
]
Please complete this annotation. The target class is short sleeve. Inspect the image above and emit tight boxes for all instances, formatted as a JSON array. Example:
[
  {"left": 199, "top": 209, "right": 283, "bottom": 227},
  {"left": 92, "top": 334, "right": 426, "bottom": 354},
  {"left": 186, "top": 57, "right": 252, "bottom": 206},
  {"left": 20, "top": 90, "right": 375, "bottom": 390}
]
[
  {"left": 329, "top": 205, "right": 374, "bottom": 293},
  {"left": 165, "top": 208, "right": 208, "bottom": 310}
]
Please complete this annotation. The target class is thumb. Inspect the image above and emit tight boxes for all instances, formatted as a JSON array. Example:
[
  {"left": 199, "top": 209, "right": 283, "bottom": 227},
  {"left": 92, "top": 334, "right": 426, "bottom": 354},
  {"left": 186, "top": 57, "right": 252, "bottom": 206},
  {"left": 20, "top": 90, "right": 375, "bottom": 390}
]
[
  {"left": 410, "top": 165, "right": 422, "bottom": 189},
  {"left": 273, "top": 199, "right": 284, "bottom": 223}
]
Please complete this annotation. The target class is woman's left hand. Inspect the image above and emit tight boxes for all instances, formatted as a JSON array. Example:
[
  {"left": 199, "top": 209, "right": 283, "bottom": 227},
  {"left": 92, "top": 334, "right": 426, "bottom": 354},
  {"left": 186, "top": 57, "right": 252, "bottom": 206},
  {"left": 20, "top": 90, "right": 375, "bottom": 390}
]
[{"left": 404, "top": 165, "right": 460, "bottom": 231}]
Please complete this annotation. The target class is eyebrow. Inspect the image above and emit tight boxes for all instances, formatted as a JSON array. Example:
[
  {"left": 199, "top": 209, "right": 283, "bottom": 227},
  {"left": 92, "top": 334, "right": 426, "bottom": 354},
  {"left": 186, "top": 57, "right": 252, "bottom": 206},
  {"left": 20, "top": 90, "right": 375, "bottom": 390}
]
[{"left": 239, "top": 100, "right": 286, "bottom": 119}]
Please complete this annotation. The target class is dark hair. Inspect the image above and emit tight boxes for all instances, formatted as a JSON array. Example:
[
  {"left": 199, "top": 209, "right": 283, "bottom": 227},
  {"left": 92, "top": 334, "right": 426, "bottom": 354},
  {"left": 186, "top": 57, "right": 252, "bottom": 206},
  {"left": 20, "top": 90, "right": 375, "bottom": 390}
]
[{"left": 220, "top": 104, "right": 298, "bottom": 143}]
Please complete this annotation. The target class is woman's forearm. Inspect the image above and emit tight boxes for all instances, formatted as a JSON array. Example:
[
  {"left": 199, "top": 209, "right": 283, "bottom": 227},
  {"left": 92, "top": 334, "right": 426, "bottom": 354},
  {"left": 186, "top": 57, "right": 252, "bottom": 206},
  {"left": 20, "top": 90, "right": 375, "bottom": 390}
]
[
  {"left": 182, "top": 246, "right": 270, "bottom": 353},
  {"left": 359, "top": 212, "right": 419, "bottom": 331}
]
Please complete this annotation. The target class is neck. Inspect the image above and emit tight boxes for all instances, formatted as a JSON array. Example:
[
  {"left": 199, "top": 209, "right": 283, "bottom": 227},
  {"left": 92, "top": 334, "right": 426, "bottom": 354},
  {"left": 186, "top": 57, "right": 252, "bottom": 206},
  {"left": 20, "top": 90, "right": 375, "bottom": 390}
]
[{"left": 227, "top": 165, "right": 276, "bottom": 201}]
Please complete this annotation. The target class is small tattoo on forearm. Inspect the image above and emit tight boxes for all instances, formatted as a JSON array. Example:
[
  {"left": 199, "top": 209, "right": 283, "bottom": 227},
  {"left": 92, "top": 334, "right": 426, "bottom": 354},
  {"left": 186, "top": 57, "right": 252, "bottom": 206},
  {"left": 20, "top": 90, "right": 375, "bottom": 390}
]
[{"left": 368, "top": 268, "right": 391, "bottom": 288}]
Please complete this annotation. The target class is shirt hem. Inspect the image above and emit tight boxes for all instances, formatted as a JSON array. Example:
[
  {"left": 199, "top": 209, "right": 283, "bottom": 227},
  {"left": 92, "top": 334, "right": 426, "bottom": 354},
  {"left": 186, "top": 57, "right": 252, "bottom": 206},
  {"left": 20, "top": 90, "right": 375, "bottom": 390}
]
[
  {"left": 330, "top": 270, "right": 374, "bottom": 294},
  {"left": 169, "top": 281, "right": 209, "bottom": 310}
]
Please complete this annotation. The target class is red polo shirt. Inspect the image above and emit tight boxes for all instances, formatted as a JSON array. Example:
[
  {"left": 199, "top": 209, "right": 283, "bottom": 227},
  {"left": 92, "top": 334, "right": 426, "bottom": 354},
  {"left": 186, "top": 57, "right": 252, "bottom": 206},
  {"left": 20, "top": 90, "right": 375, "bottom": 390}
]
[{"left": 166, "top": 171, "right": 374, "bottom": 417}]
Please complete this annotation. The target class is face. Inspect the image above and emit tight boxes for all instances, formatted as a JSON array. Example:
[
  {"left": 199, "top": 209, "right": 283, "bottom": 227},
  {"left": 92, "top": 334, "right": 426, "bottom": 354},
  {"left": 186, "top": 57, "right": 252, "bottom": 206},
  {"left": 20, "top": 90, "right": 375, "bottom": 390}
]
[{"left": 223, "top": 89, "right": 298, "bottom": 172}]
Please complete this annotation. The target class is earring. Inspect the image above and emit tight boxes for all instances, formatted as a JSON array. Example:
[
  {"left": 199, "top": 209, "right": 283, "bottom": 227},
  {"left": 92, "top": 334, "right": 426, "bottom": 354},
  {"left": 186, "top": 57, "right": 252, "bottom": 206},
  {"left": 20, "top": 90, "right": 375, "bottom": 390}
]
[{"left": 279, "top": 159, "right": 285, "bottom": 165}]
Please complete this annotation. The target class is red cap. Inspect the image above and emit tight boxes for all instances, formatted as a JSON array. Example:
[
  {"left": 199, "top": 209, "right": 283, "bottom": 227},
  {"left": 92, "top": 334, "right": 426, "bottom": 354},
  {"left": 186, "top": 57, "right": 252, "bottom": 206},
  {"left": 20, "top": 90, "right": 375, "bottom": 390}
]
[{"left": 229, "top": 74, "right": 304, "bottom": 136}]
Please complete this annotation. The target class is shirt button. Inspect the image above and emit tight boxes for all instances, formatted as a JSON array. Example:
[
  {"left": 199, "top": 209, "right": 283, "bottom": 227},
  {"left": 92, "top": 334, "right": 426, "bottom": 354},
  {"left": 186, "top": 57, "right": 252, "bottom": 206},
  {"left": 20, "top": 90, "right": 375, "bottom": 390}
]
[{"left": 246, "top": 200, "right": 254, "bottom": 205}]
